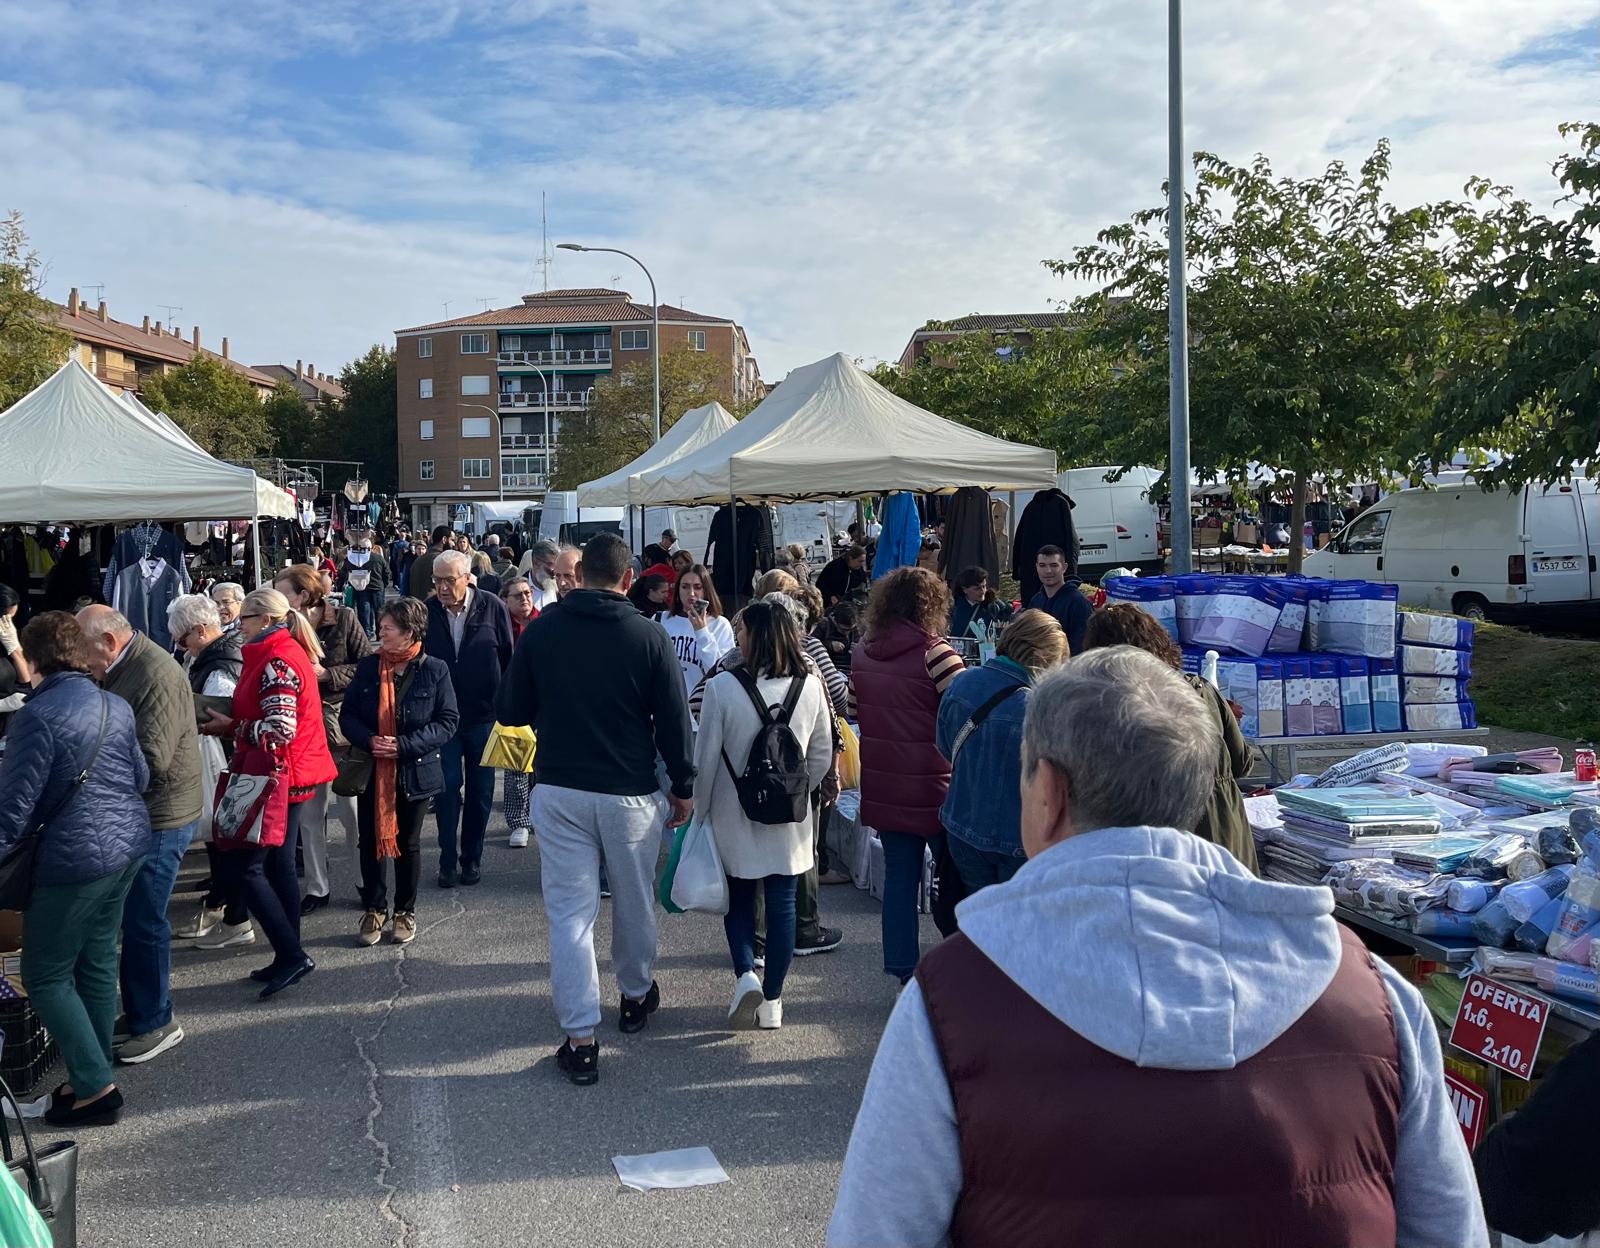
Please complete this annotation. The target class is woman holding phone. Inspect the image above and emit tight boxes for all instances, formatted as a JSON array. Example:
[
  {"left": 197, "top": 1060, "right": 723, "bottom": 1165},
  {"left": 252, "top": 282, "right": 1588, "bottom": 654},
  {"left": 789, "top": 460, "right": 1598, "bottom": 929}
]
[{"left": 657, "top": 564, "right": 734, "bottom": 700}]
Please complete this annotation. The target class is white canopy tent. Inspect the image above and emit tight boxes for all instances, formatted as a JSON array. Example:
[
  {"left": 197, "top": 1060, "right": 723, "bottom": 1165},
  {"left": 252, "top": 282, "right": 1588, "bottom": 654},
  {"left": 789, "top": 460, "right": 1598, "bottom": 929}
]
[
  {"left": 576, "top": 400, "right": 739, "bottom": 507},
  {"left": 631, "top": 353, "right": 1058, "bottom": 506},
  {"left": 0, "top": 362, "right": 296, "bottom": 560},
  {"left": 120, "top": 390, "right": 208, "bottom": 455}
]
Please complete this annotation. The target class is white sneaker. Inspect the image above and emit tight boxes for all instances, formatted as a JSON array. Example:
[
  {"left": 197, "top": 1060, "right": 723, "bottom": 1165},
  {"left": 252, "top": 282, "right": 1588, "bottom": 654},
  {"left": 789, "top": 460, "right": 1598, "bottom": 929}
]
[
  {"left": 177, "top": 905, "right": 225, "bottom": 939},
  {"left": 508, "top": 827, "right": 530, "bottom": 849},
  {"left": 756, "top": 998, "right": 783, "bottom": 1030},
  {"left": 728, "top": 971, "right": 763, "bottom": 1030},
  {"left": 194, "top": 920, "right": 256, "bottom": 950}
]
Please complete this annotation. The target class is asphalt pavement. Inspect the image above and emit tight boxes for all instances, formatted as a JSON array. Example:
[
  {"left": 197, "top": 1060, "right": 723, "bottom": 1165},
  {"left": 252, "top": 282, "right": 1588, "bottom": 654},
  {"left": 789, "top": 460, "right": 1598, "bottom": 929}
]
[{"left": 43, "top": 810, "right": 907, "bottom": 1247}]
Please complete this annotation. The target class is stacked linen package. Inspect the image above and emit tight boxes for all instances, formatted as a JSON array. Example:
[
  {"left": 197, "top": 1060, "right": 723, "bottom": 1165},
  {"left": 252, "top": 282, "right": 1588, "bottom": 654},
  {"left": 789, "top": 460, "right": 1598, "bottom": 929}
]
[{"left": 1397, "top": 611, "right": 1476, "bottom": 732}]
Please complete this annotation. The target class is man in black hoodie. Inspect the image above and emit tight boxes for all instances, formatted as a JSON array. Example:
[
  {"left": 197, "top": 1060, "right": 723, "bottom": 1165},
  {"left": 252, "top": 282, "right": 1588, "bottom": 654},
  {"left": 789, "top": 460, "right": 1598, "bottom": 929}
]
[{"left": 497, "top": 533, "right": 694, "bottom": 1087}]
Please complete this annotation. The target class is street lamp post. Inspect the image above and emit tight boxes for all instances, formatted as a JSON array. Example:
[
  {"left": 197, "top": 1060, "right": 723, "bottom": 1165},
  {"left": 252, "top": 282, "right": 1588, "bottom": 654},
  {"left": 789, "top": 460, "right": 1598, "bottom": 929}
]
[
  {"left": 1167, "top": 0, "right": 1193, "bottom": 575},
  {"left": 557, "top": 242, "right": 660, "bottom": 444},
  {"left": 458, "top": 402, "right": 505, "bottom": 501}
]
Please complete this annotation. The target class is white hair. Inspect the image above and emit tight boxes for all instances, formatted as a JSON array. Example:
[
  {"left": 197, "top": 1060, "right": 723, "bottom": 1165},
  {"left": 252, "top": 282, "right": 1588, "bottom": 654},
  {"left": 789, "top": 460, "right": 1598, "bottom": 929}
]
[
  {"left": 210, "top": 581, "right": 245, "bottom": 605},
  {"left": 434, "top": 549, "right": 470, "bottom": 577},
  {"left": 1023, "top": 647, "right": 1217, "bottom": 834},
  {"left": 760, "top": 591, "right": 808, "bottom": 631},
  {"left": 166, "top": 593, "right": 221, "bottom": 639}
]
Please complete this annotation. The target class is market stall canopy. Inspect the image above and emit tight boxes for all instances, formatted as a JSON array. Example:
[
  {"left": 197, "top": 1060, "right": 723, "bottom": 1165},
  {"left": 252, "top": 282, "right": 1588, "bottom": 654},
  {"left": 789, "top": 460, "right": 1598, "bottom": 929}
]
[
  {"left": 630, "top": 353, "right": 1058, "bottom": 506},
  {"left": 120, "top": 391, "right": 207, "bottom": 454},
  {"left": 0, "top": 359, "right": 297, "bottom": 524},
  {"left": 575, "top": 400, "right": 738, "bottom": 507}
]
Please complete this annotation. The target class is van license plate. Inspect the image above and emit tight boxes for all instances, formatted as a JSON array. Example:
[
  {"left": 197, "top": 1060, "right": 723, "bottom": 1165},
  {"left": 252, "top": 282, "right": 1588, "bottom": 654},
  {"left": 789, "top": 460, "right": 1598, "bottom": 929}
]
[
  {"left": 1535, "top": 558, "right": 1580, "bottom": 572},
  {"left": 1080, "top": 543, "right": 1108, "bottom": 553}
]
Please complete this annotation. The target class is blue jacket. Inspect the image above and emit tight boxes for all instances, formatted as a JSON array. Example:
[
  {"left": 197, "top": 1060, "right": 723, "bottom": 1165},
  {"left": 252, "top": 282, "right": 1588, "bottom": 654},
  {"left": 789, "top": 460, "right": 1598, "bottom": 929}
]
[
  {"left": 935, "top": 657, "right": 1031, "bottom": 857},
  {"left": 340, "top": 654, "right": 460, "bottom": 800},
  {"left": 424, "top": 589, "right": 514, "bottom": 728},
  {"left": 0, "top": 672, "right": 152, "bottom": 888}
]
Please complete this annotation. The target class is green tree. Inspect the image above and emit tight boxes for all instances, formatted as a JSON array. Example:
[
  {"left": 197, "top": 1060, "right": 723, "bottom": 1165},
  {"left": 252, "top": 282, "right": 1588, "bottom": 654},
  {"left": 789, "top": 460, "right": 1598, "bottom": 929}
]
[
  {"left": 142, "top": 354, "right": 274, "bottom": 458},
  {"left": 0, "top": 211, "right": 71, "bottom": 409},
  {"left": 323, "top": 345, "right": 397, "bottom": 494},
  {"left": 551, "top": 344, "right": 729, "bottom": 490},
  {"left": 1051, "top": 140, "right": 1462, "bottom": 571},
  {"left": 1421, "top": 122, "right": 1600, "bottom": 487},
  {"left": 262, "top": 380, "right": 322, "bottom": 457}
]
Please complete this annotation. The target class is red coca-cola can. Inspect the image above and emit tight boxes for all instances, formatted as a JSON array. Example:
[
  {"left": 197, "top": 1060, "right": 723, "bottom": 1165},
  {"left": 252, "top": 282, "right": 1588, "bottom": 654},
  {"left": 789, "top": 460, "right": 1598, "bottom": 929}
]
[{"left": 1577, "top": 743, "right": 1597, "bottom": 784}]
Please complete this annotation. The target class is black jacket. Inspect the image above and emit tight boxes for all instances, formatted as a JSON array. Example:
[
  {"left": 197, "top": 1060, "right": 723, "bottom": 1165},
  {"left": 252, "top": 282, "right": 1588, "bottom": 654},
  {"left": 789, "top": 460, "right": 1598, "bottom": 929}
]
[
  {"left": 1475, "top": 1029, "right": 1600, "bottom": 1242},
  {"left": 187, "top": 631, "right": 242, "bottom": 695},
  {"left": 1013, "top": 487, "right": 1080, "bottom": 601},
  {"left": 340, "top": 654, "right": 460, "bottom": 800},
  {"left": 424, "top": 589, "right": 514, "bottom": 728},
  {"left": 496, "top": 587, "right": 694, "bottom": 799}
]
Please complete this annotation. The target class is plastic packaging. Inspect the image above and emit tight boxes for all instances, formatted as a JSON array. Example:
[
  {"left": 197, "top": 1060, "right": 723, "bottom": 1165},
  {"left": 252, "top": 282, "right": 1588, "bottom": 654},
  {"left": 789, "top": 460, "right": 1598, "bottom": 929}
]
[
  {"left": 1402, "top": 700, "right": 1478, "bottom": 732},
  {"left": 1368, "top": 658, "right": 1402, "bottom": 733},
  {"left": 1458, "top": 834, "right": 1530, "bottom": 880},
  {"left": 1471, "top": 897, "right": 1519, "bottom": 948},
  {"left": 1255, "top": 659, "right": 1284, "bottom": 737},
  {"left": 1397, "top": 612, "right": 1475, "bottom": 650},
  {"left": 1500, "top": 865, "right": 1576, "bottom": 924},
  {"left": 1104, "top": 577, "right": 1178, "bottom": 642},
  {"left": 1338, "top": 657, "right": 1372, "bottom": 733},
  {"left": 1546, "top": 833, "right": 1600, "bottom": 962},
  {"left": 1534, "top": 957, "right": 1600, "bottom": 1005},
  {"left": 1189, "top": 577, "right": 1283, "bottom": 658},
  {"left": 1311, "top": 581, "right": 1400, "bottom": 657},
  {"left": 1410, "top": 909, "right": 1479, "bottom": 938},
  {"left": 1400, "top": 643, "right": 1471, "bottom": 677},
  {"left": 1447, "top": 877, "right": 1503, "bottom": 914},
  {"left": 1514, "top": 896, "right": 1565, "bottom": 951},
  {"left": 1265, "top": 580, "right": 1311, "bottom": 653},
  {"left": 1507, "top": 851, "right": 1548, "bottom": 882},
  {"left": 1537, "top": 824, "right": 1582, "bottom": 866},
  {"left": 1403, "top": 676, "right": 1472, "bottom": 705},
  {"left": 1571, "top": 807, "right": 1600, "bottom": 839}
]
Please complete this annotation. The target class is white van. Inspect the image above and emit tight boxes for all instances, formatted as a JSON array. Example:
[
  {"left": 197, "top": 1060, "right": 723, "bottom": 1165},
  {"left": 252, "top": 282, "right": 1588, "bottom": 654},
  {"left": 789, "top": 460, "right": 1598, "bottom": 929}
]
[
  {"left": 1302, "top": 477, "right": 1599, "bottom": 619},
  {"left": 536, "top": 491, "right": 624, "bottom": 548},
  {"left": 1054, "top": 466, "right": 1162, "bottom": 578}
]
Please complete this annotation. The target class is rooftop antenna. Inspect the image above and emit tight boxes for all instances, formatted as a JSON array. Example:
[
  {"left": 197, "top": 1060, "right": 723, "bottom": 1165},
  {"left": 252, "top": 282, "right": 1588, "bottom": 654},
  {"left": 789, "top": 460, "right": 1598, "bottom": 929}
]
[
  {"left": 535, "top": 191, "right": 553, "bottom": 293},
  {"left": 610, "top": 273, "right": 623, "bottom": 289},
  {"left": 442, "top": 300, "right": 452, "bottom": 318},
  {"left": 476, "top": 297, "right": 493, "bottom": 311},
  {"left": 158, "top": 303, "right": 182, "bottom": 322},
  {"left": 82, "top": 283, "right": 106, "bottom": 303}
]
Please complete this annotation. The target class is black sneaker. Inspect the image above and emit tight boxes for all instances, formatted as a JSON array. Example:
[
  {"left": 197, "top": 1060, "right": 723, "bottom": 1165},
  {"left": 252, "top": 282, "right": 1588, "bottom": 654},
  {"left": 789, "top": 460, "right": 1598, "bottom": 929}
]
[
  {"left": 619, "top": 981, "right": 661, "bottom": 1034},
  {"left": 556, "top": 1040, "right": 599, "bottom": 1087},
  {"left": 795, "top": 927, "right": 843, "bottom": 957}
]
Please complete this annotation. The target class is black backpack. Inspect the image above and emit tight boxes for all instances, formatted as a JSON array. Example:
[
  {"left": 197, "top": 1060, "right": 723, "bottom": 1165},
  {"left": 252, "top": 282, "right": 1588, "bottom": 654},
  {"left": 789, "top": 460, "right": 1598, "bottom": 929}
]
[{"left": 721, "top": 666, "right": 810, "bottom": 825}]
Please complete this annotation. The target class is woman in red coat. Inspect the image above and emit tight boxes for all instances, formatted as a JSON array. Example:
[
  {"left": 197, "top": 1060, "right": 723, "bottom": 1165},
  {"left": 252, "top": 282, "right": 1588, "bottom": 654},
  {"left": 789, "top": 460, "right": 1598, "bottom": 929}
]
[
  {"left": 847, "top": 567, "right": 964, "bottom": 983},
  {"left": 201, "top": 587, "right": 337, "bottom": 999}
]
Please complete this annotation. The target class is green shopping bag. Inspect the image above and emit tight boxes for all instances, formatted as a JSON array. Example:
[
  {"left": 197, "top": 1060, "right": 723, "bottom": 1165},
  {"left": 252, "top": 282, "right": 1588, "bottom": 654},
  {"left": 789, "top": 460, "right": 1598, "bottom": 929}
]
[
  {"left": 0, "top": 1166, "right": 52, "bottom": 1247},
  {"left": 657, "top": 819, "right": 691, "bottom": 915}
]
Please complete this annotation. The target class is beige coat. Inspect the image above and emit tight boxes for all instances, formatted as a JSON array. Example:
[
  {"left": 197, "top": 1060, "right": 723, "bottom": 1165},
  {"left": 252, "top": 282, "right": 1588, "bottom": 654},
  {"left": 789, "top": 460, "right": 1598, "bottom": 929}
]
[{"left": 694, "top": 668, "right": 834, "bottom": 878}]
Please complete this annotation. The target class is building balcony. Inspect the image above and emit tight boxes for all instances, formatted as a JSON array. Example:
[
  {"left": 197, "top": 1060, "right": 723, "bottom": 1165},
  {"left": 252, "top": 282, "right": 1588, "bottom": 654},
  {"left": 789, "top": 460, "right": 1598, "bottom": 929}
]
[
  {"left": 498, "top": 390, "right": 591, "bottom": 410},
  {"left": 501, "top": 433, "right": 557, "bottom": 451},
  {"left": 497, "top": 348, "right": 611, "bottom": 367},
  {"left": 502, "top": 473, "right": 548, "bottom": 490},
  {"left": 98, "top": 362, "right": 141, "bottom": 389}
]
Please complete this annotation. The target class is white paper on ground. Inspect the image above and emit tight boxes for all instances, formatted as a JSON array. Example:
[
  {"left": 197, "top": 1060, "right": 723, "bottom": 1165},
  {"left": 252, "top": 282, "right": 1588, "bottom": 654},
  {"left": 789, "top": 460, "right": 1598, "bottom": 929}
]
[
  {"left": 4, "top": 1096, "right": 48, "bottom": 1120},
  {"left": 612, "top": 1147, "right": 730, "bottom": 1192}
]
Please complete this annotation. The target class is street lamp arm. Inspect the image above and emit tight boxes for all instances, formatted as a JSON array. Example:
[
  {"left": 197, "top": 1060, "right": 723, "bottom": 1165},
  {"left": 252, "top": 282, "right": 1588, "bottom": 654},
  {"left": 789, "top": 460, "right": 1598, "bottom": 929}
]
[{"left": 554, "top": 243, "right": 661, "bottom": 444}]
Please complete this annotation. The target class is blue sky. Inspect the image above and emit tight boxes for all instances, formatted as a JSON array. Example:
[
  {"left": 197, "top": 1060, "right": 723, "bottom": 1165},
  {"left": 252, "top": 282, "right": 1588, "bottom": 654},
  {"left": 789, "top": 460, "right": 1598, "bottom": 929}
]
[{"left": 2, "top": 0, "right": 1596, "bottom": 380}]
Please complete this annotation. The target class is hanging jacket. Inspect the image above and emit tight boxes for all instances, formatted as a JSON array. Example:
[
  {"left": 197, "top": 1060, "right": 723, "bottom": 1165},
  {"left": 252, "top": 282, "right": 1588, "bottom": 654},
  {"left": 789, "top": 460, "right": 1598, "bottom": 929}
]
[
  {"left": 1012, "top": 487, "right": 1080, "bottom": 601},
  {"left": 0, "top": 671, "right": 152, "bottom": 887},
  {"left": 828, "top": 825, "right": 1487, "bottom": 1248},
  {"left": 938, "top": 486, "right": 999, "bottom": 587},
  {"left": 871, "top": 492, "right": 924, "bottom": 580},
  {"left": 849, "top": 618, "right": 957, "bottom": 836},
  {"left": 706, "top": 504, "right": 774, "bottom": 604}
]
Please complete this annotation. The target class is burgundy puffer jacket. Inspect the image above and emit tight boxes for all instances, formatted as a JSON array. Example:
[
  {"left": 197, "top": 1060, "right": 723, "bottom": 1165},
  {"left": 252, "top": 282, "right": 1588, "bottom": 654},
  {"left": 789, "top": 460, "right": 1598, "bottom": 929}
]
[{"left": 851, "top": 618, "right": 949, "bottom": 837}]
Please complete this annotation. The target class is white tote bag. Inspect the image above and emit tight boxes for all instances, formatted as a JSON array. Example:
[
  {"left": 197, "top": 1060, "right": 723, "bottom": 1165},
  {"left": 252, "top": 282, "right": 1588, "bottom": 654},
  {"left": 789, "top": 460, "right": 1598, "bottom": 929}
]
[
  {"left": 670, "top": 816, "right": 729, "bottom": 915},
  {"left": 196, "top": 735, "right": 228, "bottom": 842}
]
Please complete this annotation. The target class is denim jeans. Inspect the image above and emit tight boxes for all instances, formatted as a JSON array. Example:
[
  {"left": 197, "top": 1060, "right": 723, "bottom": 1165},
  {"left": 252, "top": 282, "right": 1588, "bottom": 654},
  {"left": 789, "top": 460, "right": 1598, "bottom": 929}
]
[
  {"left": 727, "top": 874, "right": 799, "bottom": 1001},
  {"left": 352, "top": 587, "right": 383, "bottom": 638},
  {"left": 948, "top": 834, "right": 1024, "bottom": 896},
  {"left": 880, "top": 830, "right": 928, "bottom": 981},
  {"left": 121, "top": 819, "right": 198, "bottom": 1035},
  {"left": 437, "top": 721, "right": 495, "bottom": 873}
]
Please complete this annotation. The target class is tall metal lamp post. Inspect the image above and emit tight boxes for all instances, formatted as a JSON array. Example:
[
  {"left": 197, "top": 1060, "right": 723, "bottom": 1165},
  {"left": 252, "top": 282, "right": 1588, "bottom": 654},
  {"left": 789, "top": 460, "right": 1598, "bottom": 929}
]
[
  {"left": 1167, "top": 0, "right": 1193, "bottom": 574},
  {"left": 458, "top": 402, "right": 505, "bottom": 501},
  {"left": 557, "top": 242, "right": 661, "bottom": 444}
]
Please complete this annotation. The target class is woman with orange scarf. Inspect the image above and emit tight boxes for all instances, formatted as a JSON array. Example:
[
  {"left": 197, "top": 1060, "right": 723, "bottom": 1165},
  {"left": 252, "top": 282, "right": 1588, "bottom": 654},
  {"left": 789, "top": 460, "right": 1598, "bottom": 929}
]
[{"left": 339, "top": 598, "right": 459, "bottom": 945}]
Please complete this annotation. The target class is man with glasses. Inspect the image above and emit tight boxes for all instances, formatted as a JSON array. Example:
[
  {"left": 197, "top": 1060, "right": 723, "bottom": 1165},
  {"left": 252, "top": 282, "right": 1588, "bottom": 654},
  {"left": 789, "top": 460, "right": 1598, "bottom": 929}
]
[
  {"left": 424, "top": 550, "right": 515, "bottom": 886},
  {"left": 519, "top": 538, "right": 564, "bottom": 611}
]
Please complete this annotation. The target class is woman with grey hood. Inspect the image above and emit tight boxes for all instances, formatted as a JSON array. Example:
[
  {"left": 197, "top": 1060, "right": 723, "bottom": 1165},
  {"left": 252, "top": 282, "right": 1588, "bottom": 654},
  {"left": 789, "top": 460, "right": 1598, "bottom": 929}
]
[{"left": 828, "top": 647, "right": 1486, "bottom": 1248}]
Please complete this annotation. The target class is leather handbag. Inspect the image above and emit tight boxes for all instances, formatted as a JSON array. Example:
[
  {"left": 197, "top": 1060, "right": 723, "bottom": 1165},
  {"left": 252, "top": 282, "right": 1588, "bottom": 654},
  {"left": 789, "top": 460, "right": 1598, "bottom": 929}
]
[
  {"left": 0, "top": 695, "right": 109, "bottom": 911},
  {"left": 211, "top": 743, "right": 289, "bottom": 850},
  {"left": 335, "top": 664, "right": 419, "bottom": 797},
  {"left": 0, "top": 1075, "right": 78, "bottom": 1247}
]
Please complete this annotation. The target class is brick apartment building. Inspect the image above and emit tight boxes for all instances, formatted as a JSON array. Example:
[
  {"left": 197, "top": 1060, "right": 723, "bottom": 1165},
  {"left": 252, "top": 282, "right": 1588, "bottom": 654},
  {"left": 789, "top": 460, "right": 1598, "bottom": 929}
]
[
  {"left": 393, "top": 288, "right": 760, "bottom": 528},
  {"left": 53, "top": 287, "right": 279, "bottom": 397},
  {"left": 896, "top": 310, "right": 1079, "bottom": 370}
]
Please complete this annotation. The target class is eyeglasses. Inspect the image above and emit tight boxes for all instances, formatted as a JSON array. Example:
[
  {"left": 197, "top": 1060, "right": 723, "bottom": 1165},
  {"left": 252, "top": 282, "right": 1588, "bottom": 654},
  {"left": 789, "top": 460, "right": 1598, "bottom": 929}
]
[
  {"left": 433, "top": 575, "right": 466, "bottom": 586},
  {"left": 239, "top": 612, "right": 267, "bottom": 621}
]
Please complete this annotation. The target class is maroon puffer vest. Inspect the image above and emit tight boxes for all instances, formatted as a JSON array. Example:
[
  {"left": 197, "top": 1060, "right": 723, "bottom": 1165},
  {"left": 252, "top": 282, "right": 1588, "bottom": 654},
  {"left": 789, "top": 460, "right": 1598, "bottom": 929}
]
[
  {"left": 850, "top": 618, "right": 949, "bottom": 836},
  {"left": 916, "top": 927, "right": 1401, "bottom": 1248}
]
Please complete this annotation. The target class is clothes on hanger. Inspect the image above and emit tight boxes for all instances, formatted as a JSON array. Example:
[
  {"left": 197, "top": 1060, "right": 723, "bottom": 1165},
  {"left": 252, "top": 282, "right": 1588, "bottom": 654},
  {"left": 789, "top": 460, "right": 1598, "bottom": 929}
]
[
  {"left": 1013, "top": 487, "right": 1080, "bottom": 602},
  {"left": 705, "top": 503, "right": 774, "bottom": 607},
  {"left": 871, "top": 492, "right": 924, "bottom": 580},
  {"left": 937, "top": 487, "right": 999, "bottom": 587},
  {"left": 102, "top": 522, "right": 190, "bottom": 602},
  {"left": 112, "top": 553, "right": 183, "bottom": 651}
]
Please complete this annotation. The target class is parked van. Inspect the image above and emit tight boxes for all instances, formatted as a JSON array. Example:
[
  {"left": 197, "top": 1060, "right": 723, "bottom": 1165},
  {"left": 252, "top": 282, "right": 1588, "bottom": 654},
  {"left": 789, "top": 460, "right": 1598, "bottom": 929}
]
[
  {"left": 1302, "top": 477, "right": 1599, "bottom": 619},
  {"left": 1051, "top": 466, "right": 1162, "bottom": 579},
  {"left": 535, "top": 491, "right": 623, "bottom": 548}
]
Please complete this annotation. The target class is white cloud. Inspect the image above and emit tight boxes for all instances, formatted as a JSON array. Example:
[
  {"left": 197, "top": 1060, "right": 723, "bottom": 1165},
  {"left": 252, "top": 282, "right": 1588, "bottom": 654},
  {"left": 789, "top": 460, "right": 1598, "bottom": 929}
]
[{"left": 1, "top": 0, "right": 1596, "bottom": 380}]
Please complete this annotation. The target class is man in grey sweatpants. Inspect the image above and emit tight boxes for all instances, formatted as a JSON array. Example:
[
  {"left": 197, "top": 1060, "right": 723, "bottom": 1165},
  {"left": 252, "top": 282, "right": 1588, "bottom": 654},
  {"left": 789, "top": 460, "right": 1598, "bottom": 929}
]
[{"left": 496, "top": 533, "right": 694, "bottom": 1087}]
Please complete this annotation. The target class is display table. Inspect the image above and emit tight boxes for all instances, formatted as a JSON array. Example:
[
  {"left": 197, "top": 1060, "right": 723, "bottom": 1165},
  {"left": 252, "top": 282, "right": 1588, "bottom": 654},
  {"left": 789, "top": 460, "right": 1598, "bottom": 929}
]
[
  {"left": 1334, "top": 905, "right": 1477, "bottom": 966},
  {"left": 1250, "top": 727, "right": 1489, "bottom": 782}
]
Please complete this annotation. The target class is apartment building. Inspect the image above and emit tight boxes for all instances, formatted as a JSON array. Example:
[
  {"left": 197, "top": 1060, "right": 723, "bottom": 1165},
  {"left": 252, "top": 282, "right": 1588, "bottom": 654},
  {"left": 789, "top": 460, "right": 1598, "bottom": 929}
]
[
  {"left": 252, "top": 361, "right": 346, "bottom": 407},
  {"left": 53, "top": 287, "right": 278, "bottom": 396},
  {"left": 896, "top": 310, "right": 1080, "bottom": 370},
  {"left": 394, "top": 288, "right": 760, "bottom": 528}
]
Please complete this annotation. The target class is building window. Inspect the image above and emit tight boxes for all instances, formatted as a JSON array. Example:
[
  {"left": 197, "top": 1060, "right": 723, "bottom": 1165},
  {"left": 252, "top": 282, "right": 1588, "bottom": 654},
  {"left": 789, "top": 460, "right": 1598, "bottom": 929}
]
[
  {"left": 502, "top": 416, "right": 523, "bottom": 435},
  {"left": 461, "top": 333, "right": 489, "bottom": 354},
  {"left": 687, "top": 330, "right": 706, "bottom": 351},
  {"left": 414, "top": 504, "right": 432, "bottom": 526},
  {"left": 461, "top": 416, "right": 492, "bottom": 439},
  {"left": 420, "top": 419, "right": 434, "bottom": 440},
  {"left": 551, "top": 332, "right": 564, "bottom": 349},
  {"left": 418, "top": 337, "right": 433, "bottom": 358},
  {"left": 419, "top": 378, "right": 433, "bottom": 399},
  {"left": 595, "top": 332, "right": 611, "bottom": 349},
  {"left": 462, "top": 458, "right": 492, "bottom": 480},
  {"left": 620, "top": 329, "right": 649, "bottom": 351},
  {"left": 420, "top": 459, "right": 435, "bottom": 481},
  {"left": 501, "top": 335, "right": 522, "bottom": 351},
  {"left": 461, "top": 374, "right": 491, "bottom": 396}
]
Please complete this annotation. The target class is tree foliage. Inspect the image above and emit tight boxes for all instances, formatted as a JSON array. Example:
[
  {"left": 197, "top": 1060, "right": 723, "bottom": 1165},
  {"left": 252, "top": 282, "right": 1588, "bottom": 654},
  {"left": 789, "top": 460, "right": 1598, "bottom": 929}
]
[
  {"left": 262, "top": 380, "right": 319, "bottom": 456},
  {"left": 142, "top": 354, "right": 275, "bottom": 459},
  {"left": 321, "top": 345, "right": 398, "bottom": 494},
  {"left": 551, "top": 344, "right": 731, "bottom": 490},
  {"left": 0, "top": 211, "right": 71, "bottom": 410}
]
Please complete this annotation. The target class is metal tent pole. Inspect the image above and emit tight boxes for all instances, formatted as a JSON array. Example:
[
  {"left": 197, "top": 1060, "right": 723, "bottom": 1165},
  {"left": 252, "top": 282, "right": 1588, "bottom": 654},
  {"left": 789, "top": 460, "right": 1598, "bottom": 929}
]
[{"left": 1167, "top": 0, "right": 1193, "bottom": 575}]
